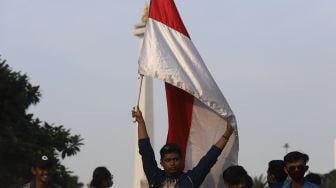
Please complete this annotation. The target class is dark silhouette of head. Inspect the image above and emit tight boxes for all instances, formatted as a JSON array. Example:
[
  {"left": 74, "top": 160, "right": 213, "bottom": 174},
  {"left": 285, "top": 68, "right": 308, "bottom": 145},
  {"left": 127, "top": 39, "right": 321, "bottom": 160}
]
[
  {"left": 284, "top": 151, "right": 309, "bottom": 164},
  {"left": 305, "top": 173, "right": 321, "bottom": 186},
  {"left": 283, "top": 151, "right": 309, "bottom": 183},
  {"left": 90, "top": 166, "right": 113, "bottom": 188},
  {"left": 267, "top": 160, "right": 287, "bottom": 186},
  {"left": 223, "top": 165, "right": 253, "bottom": 188},
  {"left": 245, "top": 174, "right": 253, "bottom": 188}
]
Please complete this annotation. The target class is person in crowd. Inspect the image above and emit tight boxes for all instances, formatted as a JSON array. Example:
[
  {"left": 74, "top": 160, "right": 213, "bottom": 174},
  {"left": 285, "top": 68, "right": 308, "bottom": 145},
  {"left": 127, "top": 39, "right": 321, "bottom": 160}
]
[
  {"left": 132, "top": 106, "right": 234, "bottom": 188},
  {"left": 22, "top": 154, "right": 60, "bottom": 188},
  {"left": 222, "top": 165, "right": 253, "bottom": 188},
  {"left": 283, "top": 151, "right": 320, "bottom": 188},
  {"left": 266, "top": 160, "right": 287, "bottom": 188},
  {"left": 90, "top": 166, "right": 113, "bottom": 188},
  {"left": 305, "top": 173, "right": 321, "bottom": 186}
]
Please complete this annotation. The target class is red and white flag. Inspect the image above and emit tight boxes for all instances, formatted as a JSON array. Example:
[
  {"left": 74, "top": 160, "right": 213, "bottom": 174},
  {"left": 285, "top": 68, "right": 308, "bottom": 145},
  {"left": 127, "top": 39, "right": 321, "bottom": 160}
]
[{"left": 138, "top": 0, "right": 239, "bottom": 187}]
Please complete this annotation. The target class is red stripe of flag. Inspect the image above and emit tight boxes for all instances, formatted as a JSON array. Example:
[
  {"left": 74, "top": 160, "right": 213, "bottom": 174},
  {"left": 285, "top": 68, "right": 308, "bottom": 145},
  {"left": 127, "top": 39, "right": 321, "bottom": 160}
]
[
  {"left": 149, "top": 0, "right": 194, "bottom": 168},
  {"left": 149, "top": 0, "right": 190, "bottom": 38},
  {"left": 165, "top": 83, "right": 194, "bottom": 168}
]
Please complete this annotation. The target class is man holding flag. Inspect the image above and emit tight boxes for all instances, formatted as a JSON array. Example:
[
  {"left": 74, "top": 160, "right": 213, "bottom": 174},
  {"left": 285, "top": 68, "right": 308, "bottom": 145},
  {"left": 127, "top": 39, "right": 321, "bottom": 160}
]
[
  {"left": 132, "top": 106, "right": 234, "bottom": 188},
  {"left": 135, "top": 0, "right": 239, "bottom": 187}
]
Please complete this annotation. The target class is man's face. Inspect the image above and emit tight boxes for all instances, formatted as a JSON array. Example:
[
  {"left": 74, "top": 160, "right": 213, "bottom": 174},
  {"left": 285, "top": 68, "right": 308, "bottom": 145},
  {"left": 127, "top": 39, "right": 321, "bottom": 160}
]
[
  {"left": 32, "top": 166, "right": 50, "bottom": 184},
  {"left": 284, "top": 160, "right": 308, "bottom": 181},
  {"left": 160, "top": 153, "right": 182, "bottom": 175},
  {"left": 266, "top": 169, "right": 279, "bottom": 186}
]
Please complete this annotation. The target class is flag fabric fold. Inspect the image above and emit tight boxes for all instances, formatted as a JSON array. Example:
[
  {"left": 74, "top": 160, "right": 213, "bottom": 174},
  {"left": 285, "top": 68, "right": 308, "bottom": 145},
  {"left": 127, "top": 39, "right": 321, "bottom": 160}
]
[{"left": 138, "top": 0, "right": 239, "bottom": 187}]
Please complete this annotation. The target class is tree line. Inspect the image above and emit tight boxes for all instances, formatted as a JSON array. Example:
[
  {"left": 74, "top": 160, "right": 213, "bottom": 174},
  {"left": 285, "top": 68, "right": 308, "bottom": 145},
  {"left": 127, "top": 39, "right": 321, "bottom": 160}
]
[{"left": 0, "top": 56, "right": 83, "bottom": 187}]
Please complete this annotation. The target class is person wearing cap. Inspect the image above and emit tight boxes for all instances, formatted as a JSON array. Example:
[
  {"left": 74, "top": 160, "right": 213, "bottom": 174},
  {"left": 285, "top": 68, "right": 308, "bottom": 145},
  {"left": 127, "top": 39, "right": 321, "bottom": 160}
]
[
  {"left": 132, "top": 106, "right": 234, "bottom": 188},
  {"left": 22, "top": 155, "right": 60, "bottom": 188}
]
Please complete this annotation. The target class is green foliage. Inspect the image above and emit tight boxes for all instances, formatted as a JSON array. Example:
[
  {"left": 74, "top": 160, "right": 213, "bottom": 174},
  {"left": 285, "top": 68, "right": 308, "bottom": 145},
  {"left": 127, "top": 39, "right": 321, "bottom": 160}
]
[
  {"left": 252, "top": 174, "right": 267, "bottom": 188},
  {"left": 322, "top": 170, "right": 336, "bottom": 188},
  {"left": 0, "top": 56, "right": 83, "bottom": 187}
]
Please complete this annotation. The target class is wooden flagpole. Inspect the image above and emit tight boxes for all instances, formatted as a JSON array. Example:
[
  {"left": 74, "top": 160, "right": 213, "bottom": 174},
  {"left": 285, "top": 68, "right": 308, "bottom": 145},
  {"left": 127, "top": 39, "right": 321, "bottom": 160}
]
[{"left": 136, "top": 74, "right": 144, "bottom": 107}]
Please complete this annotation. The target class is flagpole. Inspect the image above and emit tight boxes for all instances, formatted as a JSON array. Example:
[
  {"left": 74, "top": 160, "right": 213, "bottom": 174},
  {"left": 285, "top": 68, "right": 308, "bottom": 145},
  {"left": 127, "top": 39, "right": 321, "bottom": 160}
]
[
  {"left": 136, "top": 74, "right": 144, "bottom": 107},
  {"left": 133, "top": 4, "right": 152, "bottom": 188},
  {"left": 133, "top": 74, "right": 144, "bottom": 123}
]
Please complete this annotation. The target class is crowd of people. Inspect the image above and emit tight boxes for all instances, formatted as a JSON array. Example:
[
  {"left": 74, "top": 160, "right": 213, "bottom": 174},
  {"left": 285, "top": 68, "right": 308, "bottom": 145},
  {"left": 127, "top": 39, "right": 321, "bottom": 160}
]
[
  {"left": 21, "top": 106, "right": 321, "bottom": 188},
  {"left": 131, "top": 106, "right": 321, "bottom": 188},
  {"left": 21, "top": 156, "right": 113, "bottom": 188}
]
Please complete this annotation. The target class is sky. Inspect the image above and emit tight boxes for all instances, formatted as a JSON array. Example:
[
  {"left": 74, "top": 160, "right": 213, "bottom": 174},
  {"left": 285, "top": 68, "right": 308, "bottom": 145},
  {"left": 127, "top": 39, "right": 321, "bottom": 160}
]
[{"left": 1, "top": 0, "right": 336, "bottom": 187}]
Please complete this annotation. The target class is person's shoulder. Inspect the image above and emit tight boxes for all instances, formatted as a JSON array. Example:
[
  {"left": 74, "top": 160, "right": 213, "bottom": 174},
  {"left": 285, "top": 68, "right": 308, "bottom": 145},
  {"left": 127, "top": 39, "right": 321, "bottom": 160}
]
[
  {"left": 281, "top": 182, "right": 290, "bottom": 188},
  {"left": 304, "top": 181, "right": 320, "bottom": 188}
]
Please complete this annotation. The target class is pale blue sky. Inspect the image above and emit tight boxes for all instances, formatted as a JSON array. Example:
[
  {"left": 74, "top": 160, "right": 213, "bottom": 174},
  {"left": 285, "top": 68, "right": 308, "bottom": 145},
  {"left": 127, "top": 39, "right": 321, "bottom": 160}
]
[{"left": 1, "top": 1, "right": 336, "bottom": 187}]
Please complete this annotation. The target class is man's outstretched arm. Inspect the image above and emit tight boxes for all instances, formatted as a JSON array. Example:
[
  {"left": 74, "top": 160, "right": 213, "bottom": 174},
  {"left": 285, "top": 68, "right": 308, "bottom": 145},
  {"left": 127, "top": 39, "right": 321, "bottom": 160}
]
[
  {"left": 132, "top": 106, "right": 163, "bottom": 187},
  {"left": 214, "top": 118, "right": 234, "bottom": 149},
  {"left": 187, "top": 117, "right": 235, "bottom": 187},
  {"left": 132, "top": 106, "right": 149, "bottom": 139}
]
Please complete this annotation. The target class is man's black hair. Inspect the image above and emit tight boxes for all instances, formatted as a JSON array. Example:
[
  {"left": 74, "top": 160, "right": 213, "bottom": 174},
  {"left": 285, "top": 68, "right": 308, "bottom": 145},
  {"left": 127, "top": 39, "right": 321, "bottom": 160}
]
[
  {"left": 245, "top": 174, "right": 253, "bottom": 188},
  {"left": 222, "top": 165, "right": 248, "bottom": 185},
  {"left": 90, "top": 166, "right": 113, "bottom": 187},
  {"left": 268, "top": 160, "right": 287, "bottom": 183},
  {"left": 284, "top": 151, "right": 309, "bottom": 164},
  {"left": 159, "top": 143, "right": 182, "bottom": 160}
]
